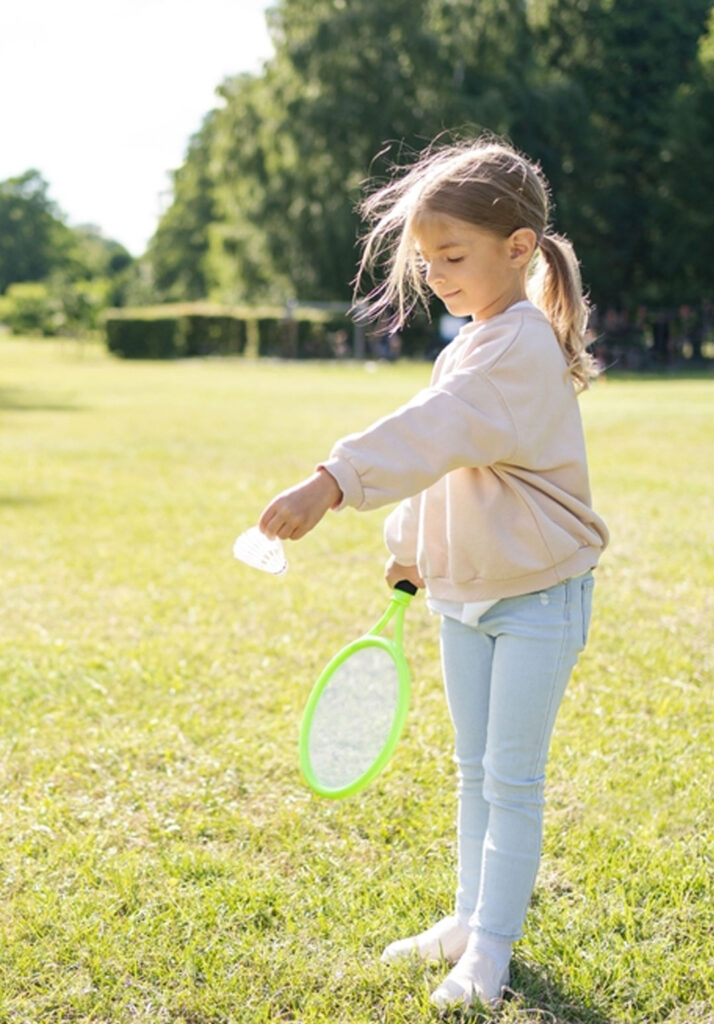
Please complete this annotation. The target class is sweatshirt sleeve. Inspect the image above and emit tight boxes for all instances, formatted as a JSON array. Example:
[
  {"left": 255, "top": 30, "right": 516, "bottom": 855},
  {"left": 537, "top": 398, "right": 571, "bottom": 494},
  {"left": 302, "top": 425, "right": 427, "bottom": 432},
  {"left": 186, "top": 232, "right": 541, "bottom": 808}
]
[
  {"left": 383, "top": 495, "right": 420, "bottom": 564},
  {"left": 319, "top": 362, "right": 518, "bottom": 512}
]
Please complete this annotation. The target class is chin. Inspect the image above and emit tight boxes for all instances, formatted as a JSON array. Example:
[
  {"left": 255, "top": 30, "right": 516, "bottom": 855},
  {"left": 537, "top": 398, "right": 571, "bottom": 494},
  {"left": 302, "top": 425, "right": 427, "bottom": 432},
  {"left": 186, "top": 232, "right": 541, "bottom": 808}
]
[{"left": 444, "top": 299, "right": 470, "bottom": 317}]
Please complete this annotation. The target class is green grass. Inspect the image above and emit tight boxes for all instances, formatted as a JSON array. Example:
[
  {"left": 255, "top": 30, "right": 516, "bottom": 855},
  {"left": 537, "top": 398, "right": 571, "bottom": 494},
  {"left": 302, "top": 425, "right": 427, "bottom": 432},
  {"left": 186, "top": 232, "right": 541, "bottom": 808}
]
[{"left": 0, "top": 339, "right": 711, "bottom": 1024}]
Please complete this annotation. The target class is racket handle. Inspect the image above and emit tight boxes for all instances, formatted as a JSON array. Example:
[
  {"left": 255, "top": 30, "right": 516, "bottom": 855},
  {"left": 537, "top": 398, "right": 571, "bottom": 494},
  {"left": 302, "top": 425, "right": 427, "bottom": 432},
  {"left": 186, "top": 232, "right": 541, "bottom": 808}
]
[{"left": 395, "top": 579, "right": 418, "bottom": 596}]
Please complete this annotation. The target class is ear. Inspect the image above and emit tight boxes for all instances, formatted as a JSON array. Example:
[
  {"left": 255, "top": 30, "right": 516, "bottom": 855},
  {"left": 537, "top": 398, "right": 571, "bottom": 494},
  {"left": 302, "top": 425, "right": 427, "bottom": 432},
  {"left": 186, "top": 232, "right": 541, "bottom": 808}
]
[{"left": 508, "top": 228, "right": 537, "bottom": 268}]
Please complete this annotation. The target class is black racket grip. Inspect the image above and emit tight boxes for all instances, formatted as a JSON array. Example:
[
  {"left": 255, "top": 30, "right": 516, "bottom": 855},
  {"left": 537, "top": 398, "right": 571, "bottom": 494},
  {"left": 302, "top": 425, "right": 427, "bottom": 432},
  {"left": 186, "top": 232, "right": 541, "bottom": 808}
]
[{"left": 395, "top": 579, "right": 418, "bottom": 596}]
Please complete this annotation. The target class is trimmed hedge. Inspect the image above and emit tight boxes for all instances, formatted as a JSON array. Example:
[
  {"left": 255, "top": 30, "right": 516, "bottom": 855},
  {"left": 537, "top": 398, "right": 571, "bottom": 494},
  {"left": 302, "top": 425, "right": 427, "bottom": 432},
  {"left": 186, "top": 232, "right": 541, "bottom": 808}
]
[
  {"left": 106, "top": 315, "right": 180, "bottom": 359},
  {"left": 256, "top": 313, "right": 350, "bottom": 358},
  {"left": 104, "top": 303, "right": 350, "bottom": 360},
  {"left": 183, "top": 314, "right": 247, "bottom": 357},
  {"left": 105, "top": 304, "right": 248, "bottom": 359}
]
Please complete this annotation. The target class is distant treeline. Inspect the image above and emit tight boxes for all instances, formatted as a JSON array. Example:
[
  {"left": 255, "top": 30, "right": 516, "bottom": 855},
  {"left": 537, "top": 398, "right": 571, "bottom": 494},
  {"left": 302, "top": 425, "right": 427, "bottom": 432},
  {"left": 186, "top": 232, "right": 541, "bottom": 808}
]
[{"left": 0, "top": 170, "right": 135, "bottom": 336}]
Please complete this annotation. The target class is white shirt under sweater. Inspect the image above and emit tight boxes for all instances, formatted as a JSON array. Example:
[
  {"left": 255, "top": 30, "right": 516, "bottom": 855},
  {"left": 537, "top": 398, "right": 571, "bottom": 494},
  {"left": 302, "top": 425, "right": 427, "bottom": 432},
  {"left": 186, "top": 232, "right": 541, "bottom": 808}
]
[
  {"left": 321, "top": 301, "right": 609, "bottom": 606},
  {"left": 428, "top": 595, "right": 499, "bottom": 627}
]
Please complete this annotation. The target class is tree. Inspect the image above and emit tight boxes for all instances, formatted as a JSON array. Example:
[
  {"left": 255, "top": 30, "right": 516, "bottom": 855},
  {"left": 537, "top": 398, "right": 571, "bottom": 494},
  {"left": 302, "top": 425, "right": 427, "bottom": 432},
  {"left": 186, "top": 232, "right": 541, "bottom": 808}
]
[
  {"left": 204, "top": 0, "right": 452, "bottom": 302},
  {"left": 147, "top": 113, "right": 218, "bottom": 301},
  {"left": 0, "top": 170, "right": 135, "bottom": 334},
  {"left": 531, "top": 0, "right": 712, "bottom": 309},
  {"left": 148, "top": 0, "right": 714, "bottom": 315},
  {"left": 0, "top": 170, "right": 74, "bottom": 292},
  {"left": 157, "top": 0, "right": 545, "bottom": 304},
  {"left": 655, "top": 8, "right": 714, "bottom": 305}
]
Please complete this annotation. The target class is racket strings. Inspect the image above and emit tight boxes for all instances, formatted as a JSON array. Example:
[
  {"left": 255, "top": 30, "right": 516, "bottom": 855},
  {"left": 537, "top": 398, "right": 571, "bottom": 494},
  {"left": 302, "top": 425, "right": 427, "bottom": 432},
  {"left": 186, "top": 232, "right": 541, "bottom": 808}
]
[
  {"left": 308, "top": 645, "right": 401, "bottom": 791},
  {"left": 233, "top": 526, "right": 288, "bottom": 575}
]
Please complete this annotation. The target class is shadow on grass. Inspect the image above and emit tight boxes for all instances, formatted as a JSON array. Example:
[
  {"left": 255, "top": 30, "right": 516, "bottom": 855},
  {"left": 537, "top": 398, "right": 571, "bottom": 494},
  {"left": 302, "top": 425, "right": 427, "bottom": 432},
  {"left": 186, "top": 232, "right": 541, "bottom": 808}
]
[
  {"left": 0, "top": 494, "right": 55, "bottom": 508},
  {"left": 602, "top": 367, "right": 714, "bottom": 382},
  {"left": 499, "top": 961, "right": 612, "bottom": 1024},
  {"left": 0, "top": 386, "right": 86, "bottom": 414}
]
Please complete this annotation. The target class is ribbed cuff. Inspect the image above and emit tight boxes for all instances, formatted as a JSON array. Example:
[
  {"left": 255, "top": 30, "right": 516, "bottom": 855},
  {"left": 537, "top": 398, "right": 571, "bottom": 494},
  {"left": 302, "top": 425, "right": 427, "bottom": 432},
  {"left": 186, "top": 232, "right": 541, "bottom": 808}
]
[{"left": 316, "top": 456, "right": 363, "bottom": 510}]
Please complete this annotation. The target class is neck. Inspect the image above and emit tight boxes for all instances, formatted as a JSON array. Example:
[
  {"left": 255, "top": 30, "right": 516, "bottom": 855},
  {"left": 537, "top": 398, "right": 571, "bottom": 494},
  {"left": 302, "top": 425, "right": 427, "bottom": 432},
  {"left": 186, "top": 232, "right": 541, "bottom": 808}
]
[{"left": 472, "top": 283, "right": 528, "bottom": 322}]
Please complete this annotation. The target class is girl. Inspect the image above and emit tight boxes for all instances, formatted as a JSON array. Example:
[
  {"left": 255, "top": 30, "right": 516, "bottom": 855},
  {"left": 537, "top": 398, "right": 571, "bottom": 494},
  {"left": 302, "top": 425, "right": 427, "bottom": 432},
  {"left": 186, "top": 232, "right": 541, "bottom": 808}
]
[{"left": 259, "top": 137, "right": 608, "bottom": 1009}]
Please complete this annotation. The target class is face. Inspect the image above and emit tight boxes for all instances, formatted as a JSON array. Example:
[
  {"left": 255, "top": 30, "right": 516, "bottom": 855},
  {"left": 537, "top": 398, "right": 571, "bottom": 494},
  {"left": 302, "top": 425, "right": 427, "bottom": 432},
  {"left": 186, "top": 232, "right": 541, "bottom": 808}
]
[{"left": 413, "top": 213, "right": 534, "bottom": 321}]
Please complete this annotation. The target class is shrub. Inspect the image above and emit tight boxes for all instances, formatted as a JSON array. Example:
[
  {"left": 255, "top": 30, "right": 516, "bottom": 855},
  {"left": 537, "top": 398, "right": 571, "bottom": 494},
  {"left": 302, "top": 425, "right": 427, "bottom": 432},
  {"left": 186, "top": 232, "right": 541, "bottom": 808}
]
[
  {"left": 256, "top": 311, "right": 351, "bottom": 358},
  {"left": 183, "top": 314, "right": 246, "bottom": 356},
  {"left": 106, "top": 315, "right": 181, "bottom": 359},
  {"left": 105, "top": 304, "right": 249, "bottom": 359},
  {"left": 105, "top": 303, "right": 350, "bottom": 360},
  {"left": 1, "top": 281, "right": 60, "bottom": 335}
]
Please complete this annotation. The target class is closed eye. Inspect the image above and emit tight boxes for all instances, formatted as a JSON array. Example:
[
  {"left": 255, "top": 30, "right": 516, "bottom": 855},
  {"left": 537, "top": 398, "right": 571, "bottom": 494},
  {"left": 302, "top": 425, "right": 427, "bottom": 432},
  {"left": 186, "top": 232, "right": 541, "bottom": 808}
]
[{"left": 446, "top": 256, "right": 464, "bottom": 264}]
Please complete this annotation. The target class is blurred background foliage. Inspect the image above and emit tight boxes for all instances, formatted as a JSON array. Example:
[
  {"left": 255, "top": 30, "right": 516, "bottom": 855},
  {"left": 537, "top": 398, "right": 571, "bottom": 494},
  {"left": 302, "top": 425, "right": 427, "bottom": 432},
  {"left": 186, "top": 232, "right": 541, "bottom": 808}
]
[
  {"left": 2, "top": 0, "right": 713, "bottom": 356},
  {"left": 149, "top": 0, "right": 714, "bottom": 314},
  {"left": 0, "top": 170, "right": 137, "bottom": 336}
]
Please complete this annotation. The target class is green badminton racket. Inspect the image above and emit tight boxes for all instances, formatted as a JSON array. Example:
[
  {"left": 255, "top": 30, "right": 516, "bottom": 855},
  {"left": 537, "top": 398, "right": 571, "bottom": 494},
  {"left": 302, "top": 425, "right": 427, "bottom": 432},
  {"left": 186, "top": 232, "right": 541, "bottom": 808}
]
[{"left": 299, "top": 580, "right": 418, "bottom": 799}]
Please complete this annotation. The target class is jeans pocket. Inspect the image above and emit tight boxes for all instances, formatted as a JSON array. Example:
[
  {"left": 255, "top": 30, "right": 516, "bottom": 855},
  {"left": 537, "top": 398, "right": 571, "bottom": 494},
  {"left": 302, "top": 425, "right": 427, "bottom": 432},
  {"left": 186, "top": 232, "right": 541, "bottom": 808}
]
[{"left": 580, "top": 575, "right": 595, "bottom": 648}]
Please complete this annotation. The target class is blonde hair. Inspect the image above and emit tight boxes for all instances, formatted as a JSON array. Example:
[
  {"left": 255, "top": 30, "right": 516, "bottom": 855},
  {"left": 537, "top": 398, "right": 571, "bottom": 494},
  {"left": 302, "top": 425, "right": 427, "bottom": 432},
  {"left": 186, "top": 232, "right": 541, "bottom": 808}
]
[{"left": 355, "top": 137, "right": 597, "bottom": 391}]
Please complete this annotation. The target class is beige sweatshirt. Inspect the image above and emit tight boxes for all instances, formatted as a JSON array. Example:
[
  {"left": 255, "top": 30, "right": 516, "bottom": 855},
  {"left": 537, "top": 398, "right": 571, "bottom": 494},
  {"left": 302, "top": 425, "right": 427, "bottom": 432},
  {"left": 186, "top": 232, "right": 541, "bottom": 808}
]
[{"left": 321, "top": 301, "right": 609, "bottom": 602}]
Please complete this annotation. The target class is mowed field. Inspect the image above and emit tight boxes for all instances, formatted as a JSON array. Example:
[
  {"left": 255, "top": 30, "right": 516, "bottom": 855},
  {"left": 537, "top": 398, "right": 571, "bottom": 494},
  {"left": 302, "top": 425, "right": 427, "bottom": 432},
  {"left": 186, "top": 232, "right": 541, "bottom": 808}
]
[{"left": 0, "top": 339, "right": 711, "bottom": 1024}]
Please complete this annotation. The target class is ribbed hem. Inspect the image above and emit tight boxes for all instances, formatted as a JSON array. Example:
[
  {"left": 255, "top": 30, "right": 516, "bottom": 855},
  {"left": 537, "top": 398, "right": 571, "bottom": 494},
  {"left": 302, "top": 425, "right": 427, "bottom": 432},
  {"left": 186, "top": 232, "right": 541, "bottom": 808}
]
[{"left": 425, "top": 548, "right": 600, "bottom": 603}]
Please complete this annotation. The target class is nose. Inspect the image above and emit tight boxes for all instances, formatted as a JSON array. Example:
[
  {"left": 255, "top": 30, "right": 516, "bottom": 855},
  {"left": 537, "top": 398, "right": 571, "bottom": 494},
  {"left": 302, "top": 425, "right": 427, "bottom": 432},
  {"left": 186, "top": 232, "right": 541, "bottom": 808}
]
[{"left": 425, "top": 262, "right": 444, "bottom": 289}]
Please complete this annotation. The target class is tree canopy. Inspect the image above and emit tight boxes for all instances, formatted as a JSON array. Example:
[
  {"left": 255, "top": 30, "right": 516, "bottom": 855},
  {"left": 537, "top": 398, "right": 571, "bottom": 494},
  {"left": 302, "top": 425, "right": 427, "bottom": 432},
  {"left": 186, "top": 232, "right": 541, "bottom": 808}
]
[
  {"left": 148, "top": 0, "right": 713, "bottom": 316},
  {"left": 0, "top": 171, "right": 74, "bottom": 293},
  {"left": 0, "top": 170, "right": 133, "bottom": 294},
  {"left": 0, "top": 170, "right": 134, "bottom": 335}
]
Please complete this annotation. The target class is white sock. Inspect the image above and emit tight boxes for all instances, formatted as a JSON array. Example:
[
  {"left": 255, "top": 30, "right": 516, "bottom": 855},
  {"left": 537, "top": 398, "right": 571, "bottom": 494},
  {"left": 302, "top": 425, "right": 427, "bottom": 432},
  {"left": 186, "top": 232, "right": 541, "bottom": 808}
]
[
  {"left": 472, "top": 932, "right": 512, "bottom": 973},
  {"left": 430, "top": 931, "right": 511, "bottom": 1009},
  {"left": 380, "top": 915, "right": 470, "bottom": 964}
]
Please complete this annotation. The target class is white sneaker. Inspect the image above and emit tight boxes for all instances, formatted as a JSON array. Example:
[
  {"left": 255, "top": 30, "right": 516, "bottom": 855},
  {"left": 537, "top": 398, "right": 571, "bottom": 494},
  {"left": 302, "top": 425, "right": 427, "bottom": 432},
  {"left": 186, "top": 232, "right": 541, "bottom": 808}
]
[
  {"left": 380, "top": 915, "right": 470, "bottom": 965},
  {"left": 430, "top": 936, "right": 510, "bottom": 1009}
]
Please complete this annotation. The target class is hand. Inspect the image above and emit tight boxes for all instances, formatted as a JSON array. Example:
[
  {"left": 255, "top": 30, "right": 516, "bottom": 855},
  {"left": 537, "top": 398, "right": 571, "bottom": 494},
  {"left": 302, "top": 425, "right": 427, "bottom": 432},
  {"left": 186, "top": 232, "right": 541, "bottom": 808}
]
[
  {"left": 259, "top": 469, "right": 342, "bottom": 540},
  {"left": 385, "top": 555, "right": 424, "bottom": 591}
]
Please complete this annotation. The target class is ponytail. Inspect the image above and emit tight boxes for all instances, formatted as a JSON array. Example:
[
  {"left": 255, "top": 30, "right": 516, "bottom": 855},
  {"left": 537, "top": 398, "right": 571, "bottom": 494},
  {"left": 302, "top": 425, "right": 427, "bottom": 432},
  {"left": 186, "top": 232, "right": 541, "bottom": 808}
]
[
  {"left": 529, "top": 232, "right": 598, "bottom": 392},
  {"left": 354, "top": 137, "right": 599, "bottom": 391}
]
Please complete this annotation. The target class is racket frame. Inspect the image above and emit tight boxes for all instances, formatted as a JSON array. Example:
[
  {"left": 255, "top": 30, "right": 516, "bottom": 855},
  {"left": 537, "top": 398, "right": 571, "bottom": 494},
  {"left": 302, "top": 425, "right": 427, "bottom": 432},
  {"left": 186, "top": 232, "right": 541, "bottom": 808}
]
[{"left": 299, "top": 586, "right": 414, "bottom": 799}]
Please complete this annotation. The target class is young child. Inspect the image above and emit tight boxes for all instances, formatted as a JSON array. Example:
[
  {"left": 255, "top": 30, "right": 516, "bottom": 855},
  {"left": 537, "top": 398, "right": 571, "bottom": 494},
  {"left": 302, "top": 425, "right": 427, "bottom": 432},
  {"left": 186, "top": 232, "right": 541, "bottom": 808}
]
[{"left": 259, "top": 137, "right": 608, "bottom": 1009}]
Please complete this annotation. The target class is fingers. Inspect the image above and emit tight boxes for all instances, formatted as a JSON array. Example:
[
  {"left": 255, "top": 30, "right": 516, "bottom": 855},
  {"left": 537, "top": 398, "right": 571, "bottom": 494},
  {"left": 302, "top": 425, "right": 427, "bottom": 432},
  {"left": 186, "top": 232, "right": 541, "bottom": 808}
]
[
  {"left": 257, "top": 501, "right": 280, "bottom": 540},
  {"left": 384, "top": 556, "right": 425, "bottom": 590},
  {"left": 258, "top": 490, "right": 307, "bottom": 540},
  {"left": 258, "top": 499, "right": 305, "bottom": 541}
]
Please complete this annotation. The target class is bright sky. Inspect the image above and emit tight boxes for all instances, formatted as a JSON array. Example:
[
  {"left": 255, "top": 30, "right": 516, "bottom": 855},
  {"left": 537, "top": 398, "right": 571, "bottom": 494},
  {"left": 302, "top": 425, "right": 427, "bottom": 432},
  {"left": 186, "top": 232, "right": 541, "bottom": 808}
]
[{"left": 1, "top": 0, "right": 274, "bottom": 256}]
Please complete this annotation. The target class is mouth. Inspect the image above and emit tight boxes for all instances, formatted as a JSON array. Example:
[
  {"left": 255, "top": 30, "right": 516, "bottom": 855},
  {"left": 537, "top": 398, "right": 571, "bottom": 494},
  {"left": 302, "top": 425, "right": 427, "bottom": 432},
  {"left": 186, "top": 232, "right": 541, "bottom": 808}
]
[{"left": 441, "top": 290, "right": 461, "bottom": 301}]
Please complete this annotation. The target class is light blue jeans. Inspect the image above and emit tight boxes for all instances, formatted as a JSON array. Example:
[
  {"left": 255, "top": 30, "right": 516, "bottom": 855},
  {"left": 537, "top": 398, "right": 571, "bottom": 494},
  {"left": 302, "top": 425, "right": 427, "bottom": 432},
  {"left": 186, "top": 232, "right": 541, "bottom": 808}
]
[{"left": 440, "top": 573, "right": 595, "bottom": 943}]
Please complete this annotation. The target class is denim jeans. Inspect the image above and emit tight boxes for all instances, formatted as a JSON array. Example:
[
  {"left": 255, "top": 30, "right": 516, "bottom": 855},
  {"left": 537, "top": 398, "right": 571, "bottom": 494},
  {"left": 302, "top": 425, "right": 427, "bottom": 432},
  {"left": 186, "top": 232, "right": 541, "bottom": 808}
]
[{"left": 440, "top": 572, "right": 594, "bottom": 942}]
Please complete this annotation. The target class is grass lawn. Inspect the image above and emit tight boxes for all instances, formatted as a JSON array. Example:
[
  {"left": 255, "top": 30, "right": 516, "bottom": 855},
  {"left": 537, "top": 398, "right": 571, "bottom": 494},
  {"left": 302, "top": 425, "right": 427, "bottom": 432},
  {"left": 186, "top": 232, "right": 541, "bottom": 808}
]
[{"left": 0, "top": 339, "right": 711, "bottom": 1024}]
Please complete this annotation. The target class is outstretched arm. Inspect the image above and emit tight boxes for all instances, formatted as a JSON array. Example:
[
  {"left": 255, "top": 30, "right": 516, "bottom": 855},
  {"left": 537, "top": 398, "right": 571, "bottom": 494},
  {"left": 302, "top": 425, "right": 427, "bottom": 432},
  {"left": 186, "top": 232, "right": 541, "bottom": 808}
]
[{"left": 259, "top": 468, "right": 342, "bottom": 540}]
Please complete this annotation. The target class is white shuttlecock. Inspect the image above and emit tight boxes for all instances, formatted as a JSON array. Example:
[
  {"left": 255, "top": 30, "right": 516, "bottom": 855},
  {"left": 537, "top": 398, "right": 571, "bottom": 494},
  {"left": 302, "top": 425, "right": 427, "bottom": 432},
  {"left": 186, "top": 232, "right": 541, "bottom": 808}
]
[{"left": 232, "top": 526, "right": 288, "bottom": 575}]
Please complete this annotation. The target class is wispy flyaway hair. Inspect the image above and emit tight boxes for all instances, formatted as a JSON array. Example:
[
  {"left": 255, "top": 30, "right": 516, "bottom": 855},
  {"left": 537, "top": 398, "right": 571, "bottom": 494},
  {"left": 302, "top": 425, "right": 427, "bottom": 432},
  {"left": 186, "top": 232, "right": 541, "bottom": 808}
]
[{"left": 355, "top": 137, "right": 597, "bottom": 390}]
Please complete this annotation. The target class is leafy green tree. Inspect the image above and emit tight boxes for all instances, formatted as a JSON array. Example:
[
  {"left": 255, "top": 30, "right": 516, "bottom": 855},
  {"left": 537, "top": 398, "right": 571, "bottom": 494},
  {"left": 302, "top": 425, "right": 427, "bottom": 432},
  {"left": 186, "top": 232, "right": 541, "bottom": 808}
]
[
  {"left": 149, "top": 0, "right": 714, "bottom": 316},
  {"left": 203, "top": 72, "right": 295, "bottom": 303},
  {"left": 0, "top": 170, "right": 75, "bottom": 292},
  {"left": 183, "top": 0, "right": 545, "bottom": 304},
  {"left": 204, "top": 0, "right": 450, "bottom": 302},
  {"left": 0, "top": 170, "right": 134, "bottom": 334},
  {"left": 147, "top": 114, "right": 218, "bottom": 300},
  {"left": 655, "top": 8, "right": 714, "bottom": 305},
  {"left": 70, "top": 225, "right": 133, "bottom": 280},
  {"left": 531, "top": 0, "right": 712, "bottom": 308}
]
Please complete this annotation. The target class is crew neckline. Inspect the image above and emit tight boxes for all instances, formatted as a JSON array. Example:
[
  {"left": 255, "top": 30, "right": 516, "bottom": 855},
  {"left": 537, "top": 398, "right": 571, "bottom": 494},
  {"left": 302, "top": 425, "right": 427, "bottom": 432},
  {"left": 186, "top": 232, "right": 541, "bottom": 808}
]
[{"left": 461, "top": 299, "right": 536, "bottom": 332}]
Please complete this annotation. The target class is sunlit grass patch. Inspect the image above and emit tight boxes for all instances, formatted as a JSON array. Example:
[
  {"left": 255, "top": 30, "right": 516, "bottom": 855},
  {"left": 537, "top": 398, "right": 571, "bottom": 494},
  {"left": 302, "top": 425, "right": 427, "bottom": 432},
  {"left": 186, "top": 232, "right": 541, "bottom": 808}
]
[{"left": 0, "top": 341, "right": 711, "bottom": 1023}]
